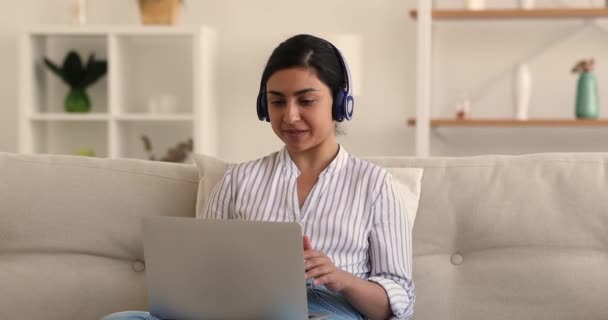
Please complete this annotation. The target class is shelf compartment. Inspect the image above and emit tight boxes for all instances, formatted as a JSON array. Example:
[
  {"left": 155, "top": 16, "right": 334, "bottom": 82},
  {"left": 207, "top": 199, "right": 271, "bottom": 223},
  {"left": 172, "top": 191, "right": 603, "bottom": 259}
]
[
  {"left": 30, "top": 121, "right": 108, "bottom": 157},
  {"left": 409, "top": 8, "right": 608, "bottom": 20},
  {"left": 113, "top": 35, "right": 194, "bottom": 114},
  {"left": 28, "top": 34, "right": 109, "bottom": 114},
  {"left": 115, "top": 121, "right": 193, "bottom": 160},
  {"left": 407, "top": 118, "right": 608, "bottom": 127}
]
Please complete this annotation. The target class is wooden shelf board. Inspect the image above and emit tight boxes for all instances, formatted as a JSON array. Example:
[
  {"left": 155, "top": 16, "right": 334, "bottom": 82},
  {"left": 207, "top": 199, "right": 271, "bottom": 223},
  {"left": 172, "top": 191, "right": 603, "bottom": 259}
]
[
  {"left": 407, "top": 118, "right": 608, "bottom": 127},
  {"left": 29, "top": 113, "right": 109, "bottom": 121},
  {"left": 409, "top": 8, "right": 608, "bottom": 20}
]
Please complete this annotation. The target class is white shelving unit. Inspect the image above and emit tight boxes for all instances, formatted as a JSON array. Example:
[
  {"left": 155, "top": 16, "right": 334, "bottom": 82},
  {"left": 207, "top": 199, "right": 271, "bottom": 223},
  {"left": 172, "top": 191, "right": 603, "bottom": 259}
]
[
  {"left": 19, "top": 25, "right": 219, "bottom": 160},
  {"left": 412, "top": 3, "right": 608, "bottom": 157}
]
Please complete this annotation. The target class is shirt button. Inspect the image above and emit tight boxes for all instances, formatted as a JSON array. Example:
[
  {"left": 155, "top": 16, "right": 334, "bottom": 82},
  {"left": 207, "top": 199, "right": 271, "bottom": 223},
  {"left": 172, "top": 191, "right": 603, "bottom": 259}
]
[
  {"left": 132, "top": 260, "right": 146, "bottom": 272},
  {"left": 451, "top": 253, "right": 464, "bottom": 266}
]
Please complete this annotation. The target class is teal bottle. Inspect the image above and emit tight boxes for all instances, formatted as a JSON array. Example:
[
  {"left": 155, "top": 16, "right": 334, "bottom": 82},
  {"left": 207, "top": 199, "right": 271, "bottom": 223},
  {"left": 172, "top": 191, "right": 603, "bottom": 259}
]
[{"left": 575, "top": 71, "right": 599, "bottom": 119}]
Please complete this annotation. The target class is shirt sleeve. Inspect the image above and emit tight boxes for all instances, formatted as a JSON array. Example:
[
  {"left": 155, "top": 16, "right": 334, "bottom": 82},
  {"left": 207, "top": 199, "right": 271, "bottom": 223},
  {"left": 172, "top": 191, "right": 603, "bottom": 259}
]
[
  {"left": 197, "top": 165, "right": 233, "bottom": 220},
  {"left": 367, "top": 173, "right": 415, "bottom": 320}
]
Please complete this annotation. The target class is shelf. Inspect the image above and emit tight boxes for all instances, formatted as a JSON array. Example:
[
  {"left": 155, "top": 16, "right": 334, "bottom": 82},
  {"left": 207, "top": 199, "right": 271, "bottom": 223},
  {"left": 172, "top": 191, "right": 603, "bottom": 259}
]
[
  {"left": 20, "top": 25, "right": 218, "bottom": 158},
  {"left": 114, "top": 113, "right": 193, "bottom": 122},
  {"left": 407, "top": 118, "right": 608, "bottom": 127},
  {"left": 27, "top": 25, "right": 203, "bottom": 36},
  {"left": 409, "top": 8, "right": 608, "bottom": 20},
  {"left": 29, "top": 113, "right": 110, "bottom": 121}
]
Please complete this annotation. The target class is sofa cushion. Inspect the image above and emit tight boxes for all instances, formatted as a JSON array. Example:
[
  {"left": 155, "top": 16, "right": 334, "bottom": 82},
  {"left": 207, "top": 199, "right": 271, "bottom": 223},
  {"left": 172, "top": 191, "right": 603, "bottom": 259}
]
[
  {"left": 193, "top": 154, "right": 230, "bottom": 217},
  {"left": 368, "top": 153, "right": 608, "bottom": 320},
  {"left": 386, "top": 167, "right": 424, "bottom": 229},
  {"left": 0, "top": 153, "right": 199, "bottom": 320}
]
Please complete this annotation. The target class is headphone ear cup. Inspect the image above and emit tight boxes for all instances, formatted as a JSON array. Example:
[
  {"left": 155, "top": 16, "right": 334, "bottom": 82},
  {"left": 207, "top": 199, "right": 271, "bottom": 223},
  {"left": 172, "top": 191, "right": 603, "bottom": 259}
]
[
  {"left": 344, "top": 95, "right": 354, "bottom": 121},
  {"left": 257, "top": 89, "right": 269, "bottom": 122},
  {"left": 333, "top": 90, "right": 347, "bottom": 122}
]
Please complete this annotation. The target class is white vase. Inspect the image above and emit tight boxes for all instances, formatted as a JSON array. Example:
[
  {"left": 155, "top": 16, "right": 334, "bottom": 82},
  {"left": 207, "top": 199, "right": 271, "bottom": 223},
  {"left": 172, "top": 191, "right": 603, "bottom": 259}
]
[
  {"left": 71, "top": 0, "right": 87, "bottom": 25},
  {"left": 514, "top": 63, "right": 532, "bottom": 120},
  {"left": 466, "top": 0, "right": 486, "bottom": 11},
  {"left": 519, "top": 0, "right": 535, "bottom": 10}
]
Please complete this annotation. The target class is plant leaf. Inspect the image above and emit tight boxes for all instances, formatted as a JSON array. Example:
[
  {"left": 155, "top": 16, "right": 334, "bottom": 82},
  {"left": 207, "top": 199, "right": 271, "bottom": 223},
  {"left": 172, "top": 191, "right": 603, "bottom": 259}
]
[
  {"left": 43, "top": 57, "right": 68, "bottom": 85},
  {"left": 81, "top": 53, "right": 96, "bottom": 87},
  {"left": 63, "top": 51, "right": 84, "bottom": 88},
  {"left": 82, "top": 56, "right": 107, "bottom": 88}
]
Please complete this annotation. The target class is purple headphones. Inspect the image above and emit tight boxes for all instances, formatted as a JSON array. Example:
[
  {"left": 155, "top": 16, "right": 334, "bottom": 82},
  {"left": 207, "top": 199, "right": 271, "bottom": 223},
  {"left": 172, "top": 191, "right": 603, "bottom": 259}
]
[{"left": 256, "top": 43, "right": 354, "bottom": 122}]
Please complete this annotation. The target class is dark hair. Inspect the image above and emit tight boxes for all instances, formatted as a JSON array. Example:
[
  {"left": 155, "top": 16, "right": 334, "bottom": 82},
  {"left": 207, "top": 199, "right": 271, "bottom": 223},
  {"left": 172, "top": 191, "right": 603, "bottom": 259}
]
[{"left": 260, "top": 34, "right": 346, "bottom": 105}]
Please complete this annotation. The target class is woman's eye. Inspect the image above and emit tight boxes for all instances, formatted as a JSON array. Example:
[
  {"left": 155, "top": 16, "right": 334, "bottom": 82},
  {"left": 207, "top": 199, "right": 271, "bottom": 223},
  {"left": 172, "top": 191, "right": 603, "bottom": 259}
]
[
  {"left": 270, "top": 100, "right": 285, "bottom": 106},
  {"left": 300, "top": 99, "right": 315, "bottom": 106}
]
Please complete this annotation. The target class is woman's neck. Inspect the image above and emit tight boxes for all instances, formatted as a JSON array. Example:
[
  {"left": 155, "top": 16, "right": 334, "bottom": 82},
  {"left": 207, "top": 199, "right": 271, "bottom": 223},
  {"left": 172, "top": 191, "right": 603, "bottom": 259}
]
[{"left": 287, "top": 140, "right": 340, "bottom": 176}]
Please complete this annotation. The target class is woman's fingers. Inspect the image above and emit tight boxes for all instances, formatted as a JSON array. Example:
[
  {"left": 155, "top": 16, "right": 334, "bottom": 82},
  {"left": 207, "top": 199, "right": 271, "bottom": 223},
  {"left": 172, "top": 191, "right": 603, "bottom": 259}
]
[
  {"left": 312, "top": 273, "right": 334, "bottom": 285},
  {"left": 305, "top": 264, "right": 335, "bottom": 279},
  {"left": 304, "top": 256, "right": 332, "bottom": 271},
  {"left": 303, "top": 248, "right": 339, "bottom": 283},
  {"left": 303, "top": 250, "right": 326, "bottom": 260},
  {"left": 303, "top": 235, "right": 313, "bottom": 251}
]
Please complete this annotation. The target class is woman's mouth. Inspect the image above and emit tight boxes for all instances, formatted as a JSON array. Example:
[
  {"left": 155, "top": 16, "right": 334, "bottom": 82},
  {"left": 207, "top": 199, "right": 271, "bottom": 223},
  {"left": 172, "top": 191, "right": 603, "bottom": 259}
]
[{"left": 284, "top": 129, "right": 308, "bottom": 139}]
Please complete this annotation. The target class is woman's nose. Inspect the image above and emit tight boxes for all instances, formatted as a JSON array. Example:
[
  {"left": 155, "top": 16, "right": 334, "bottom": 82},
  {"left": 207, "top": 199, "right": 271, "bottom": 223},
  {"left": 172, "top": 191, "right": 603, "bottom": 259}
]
[{"left": 284, "top": 102, "right": 300, "bottom": 123}]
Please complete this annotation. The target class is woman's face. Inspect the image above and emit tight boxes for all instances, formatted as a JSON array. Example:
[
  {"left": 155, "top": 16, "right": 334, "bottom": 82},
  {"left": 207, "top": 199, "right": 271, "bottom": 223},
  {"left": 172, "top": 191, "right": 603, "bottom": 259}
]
[{"left": 266, "top": 67, "right": 336, "bottom": 155}]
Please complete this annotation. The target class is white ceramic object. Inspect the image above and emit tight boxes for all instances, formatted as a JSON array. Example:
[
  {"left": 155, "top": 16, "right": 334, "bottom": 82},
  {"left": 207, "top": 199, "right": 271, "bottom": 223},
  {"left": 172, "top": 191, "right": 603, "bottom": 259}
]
[
  {"left": 519, "top": 0, "right": 535, "bottom": 10},
  {"left": 157, "top": 94, "right": 178, "bottom": 113},
  {"left": 514, "top": 63, "right": 532, "bottom": 120},
  {"left": 148, "top": 94, "right": 179, "bottom": 113},
  {"left": 147, "top": 96, "right": 160, "bottom": 113},
  {"left": 71, "top": 0, "right": 87, "bottom": 25},
  {"left": 466, "top": 0, "right": 486, "bottom": 11}
]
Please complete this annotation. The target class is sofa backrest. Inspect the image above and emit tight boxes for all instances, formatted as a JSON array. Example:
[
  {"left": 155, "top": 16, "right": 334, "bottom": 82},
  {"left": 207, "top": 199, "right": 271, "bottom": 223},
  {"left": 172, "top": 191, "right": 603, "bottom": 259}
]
[
  {"left": 368, "top": 153, "right": 608, "bottom": 320},
  {"left": 2, "top": 152, "right": 607, "bottom": 320},
  {"left": 0, "top": 153, "right": 199, "bottom": 320}
]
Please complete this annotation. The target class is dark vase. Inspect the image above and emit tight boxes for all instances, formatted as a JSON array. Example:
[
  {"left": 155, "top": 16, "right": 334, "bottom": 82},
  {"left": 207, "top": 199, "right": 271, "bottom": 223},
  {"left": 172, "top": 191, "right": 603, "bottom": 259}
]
[{"left": 65, "top": 88, "right": 91, "bottom": 113}]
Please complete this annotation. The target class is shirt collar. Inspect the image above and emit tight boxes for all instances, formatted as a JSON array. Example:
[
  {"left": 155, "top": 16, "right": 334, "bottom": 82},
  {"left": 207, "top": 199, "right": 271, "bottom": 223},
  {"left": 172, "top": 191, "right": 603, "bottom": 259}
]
[{"left": 279, "top": 145, "right": 349, "bottom": 178}]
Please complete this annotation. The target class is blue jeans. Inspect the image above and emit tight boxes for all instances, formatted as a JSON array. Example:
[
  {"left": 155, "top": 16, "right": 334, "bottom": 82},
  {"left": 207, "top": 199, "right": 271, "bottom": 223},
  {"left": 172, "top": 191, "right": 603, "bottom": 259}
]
[{"left": 102, "top": 281, "right": 365, "bottom": 320}]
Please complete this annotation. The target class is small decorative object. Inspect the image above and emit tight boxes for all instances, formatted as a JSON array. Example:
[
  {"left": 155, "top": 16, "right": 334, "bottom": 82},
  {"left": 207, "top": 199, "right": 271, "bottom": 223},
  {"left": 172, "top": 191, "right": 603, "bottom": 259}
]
[
  {"left": 572, "top": 58, "right": 599, "bottom": 119},
  {"left": 157, "top": 94, "right": 178, "bottom": 113},
  {"left": 519, "top": 0, "right": 534, "bottom": 10},
  {"left": 455, "top": 97, "right": 471, "bottom": 119},
  {"left": 141, "top": 135, "right": 193, "bottom": 163},
  {"left": 74, "top": 148, "right": 95, "bottom": 157},
  {"left": 147, "top": 94, "right": 178, "bottom": 113},
  {"left": 138, "top": 0, "right": 182, "bottom": 25},
  {"left": 43, "top": 51, "right": 107, "bottom": 113},
  {"left": 466, "top": 0, "right": 486, "bottom": 11},
  {"left": 70, "top": 0, "right": 87, "bottom": 25},
  {"left": 513, "top": 63, "right": 532, "bottom": 120}
]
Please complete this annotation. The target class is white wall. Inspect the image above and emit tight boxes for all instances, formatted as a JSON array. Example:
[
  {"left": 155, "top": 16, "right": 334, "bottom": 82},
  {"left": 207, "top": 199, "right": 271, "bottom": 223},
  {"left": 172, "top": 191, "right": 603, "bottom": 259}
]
[
  {"left": 0, "top": 1, "right": 68, "bottom": 154},
  {"left": 1, "top": 0, "right": 607, "bottom": 161},
  {"left": 175, "top": 0, "right": 419, "bottom": 161}
]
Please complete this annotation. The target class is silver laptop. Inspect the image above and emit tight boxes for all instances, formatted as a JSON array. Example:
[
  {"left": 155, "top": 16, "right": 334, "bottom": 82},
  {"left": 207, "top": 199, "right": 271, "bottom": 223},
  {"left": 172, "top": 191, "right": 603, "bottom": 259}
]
[{"left": 142, "top": 216, "right": 328, "bottom": 320}]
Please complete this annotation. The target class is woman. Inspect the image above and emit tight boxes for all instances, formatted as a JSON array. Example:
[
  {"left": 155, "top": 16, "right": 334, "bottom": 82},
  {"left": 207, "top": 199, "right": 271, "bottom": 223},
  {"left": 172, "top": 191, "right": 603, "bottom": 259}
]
[{"left": 104, "top": 34, "right": 414, "bottom": 320}]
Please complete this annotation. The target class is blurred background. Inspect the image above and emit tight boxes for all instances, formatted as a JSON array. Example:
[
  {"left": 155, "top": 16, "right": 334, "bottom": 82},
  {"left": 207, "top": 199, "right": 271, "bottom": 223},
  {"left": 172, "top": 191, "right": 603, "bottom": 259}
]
[{"left": 2, "top": 0, "right": 608, "bottom": 162}]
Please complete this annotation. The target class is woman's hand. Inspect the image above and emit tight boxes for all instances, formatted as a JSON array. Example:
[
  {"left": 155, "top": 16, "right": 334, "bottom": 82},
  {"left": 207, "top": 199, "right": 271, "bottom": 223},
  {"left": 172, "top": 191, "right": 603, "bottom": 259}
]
[{"left": 303, "top": 235, "right": 354, "bottom": 293}]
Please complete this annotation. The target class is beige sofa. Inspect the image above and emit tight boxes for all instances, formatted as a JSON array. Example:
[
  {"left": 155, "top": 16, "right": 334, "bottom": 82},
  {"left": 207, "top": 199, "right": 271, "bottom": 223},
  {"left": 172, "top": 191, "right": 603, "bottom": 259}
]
[{"left": 1, "top": 151, "right": 607, "bottom": 319}]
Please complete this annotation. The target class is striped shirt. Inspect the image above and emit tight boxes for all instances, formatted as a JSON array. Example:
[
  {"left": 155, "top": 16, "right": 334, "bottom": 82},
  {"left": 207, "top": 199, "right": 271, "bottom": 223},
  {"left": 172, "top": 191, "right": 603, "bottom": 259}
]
[{"left": 199, "top": 146, "right": 415, "bottom": 319}]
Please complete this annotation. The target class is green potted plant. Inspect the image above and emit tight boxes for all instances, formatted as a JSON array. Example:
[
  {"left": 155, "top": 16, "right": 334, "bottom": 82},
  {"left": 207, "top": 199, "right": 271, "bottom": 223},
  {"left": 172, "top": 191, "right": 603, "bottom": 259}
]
[{"left": 43, "top": 51, "right": 107, "bottom": 113}]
